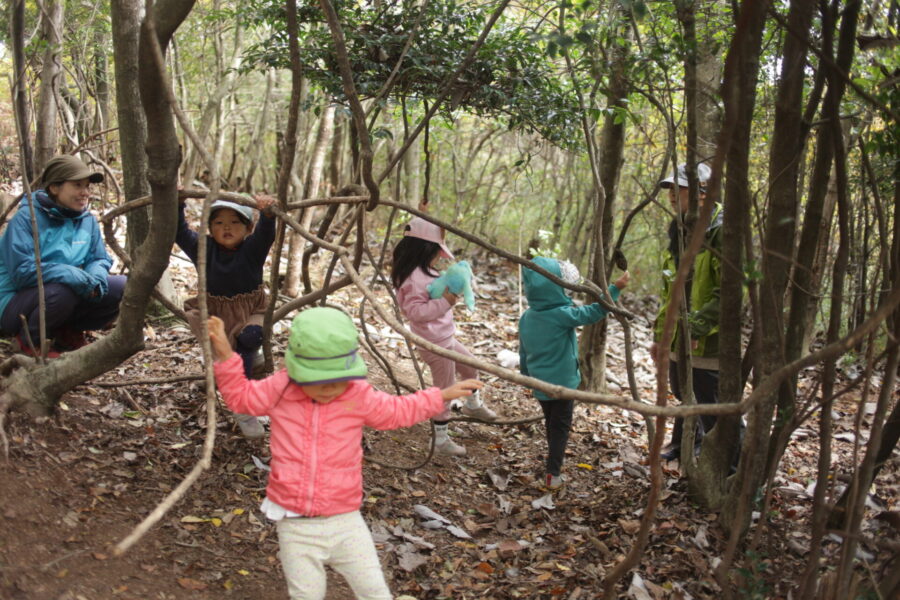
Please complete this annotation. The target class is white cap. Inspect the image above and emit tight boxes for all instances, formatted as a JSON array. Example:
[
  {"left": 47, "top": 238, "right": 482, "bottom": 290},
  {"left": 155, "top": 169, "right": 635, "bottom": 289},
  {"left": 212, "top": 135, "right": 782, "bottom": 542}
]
[{"left": 660, "top": 163, "right": 711, "bottom": 189}]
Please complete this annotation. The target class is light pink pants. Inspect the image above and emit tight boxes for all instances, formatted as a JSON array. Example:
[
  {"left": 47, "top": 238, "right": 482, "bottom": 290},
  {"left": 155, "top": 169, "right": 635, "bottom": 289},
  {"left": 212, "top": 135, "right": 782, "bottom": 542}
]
[{"left": 417, "top": 337, "right": 478, "bottom": 420}]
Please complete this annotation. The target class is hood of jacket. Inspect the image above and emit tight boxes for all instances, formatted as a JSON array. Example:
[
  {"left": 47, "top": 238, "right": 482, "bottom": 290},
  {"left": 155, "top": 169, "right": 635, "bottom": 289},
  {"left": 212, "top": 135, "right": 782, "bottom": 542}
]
[{"left": 523, "top": 256, "right": 572, "bottom": 311}]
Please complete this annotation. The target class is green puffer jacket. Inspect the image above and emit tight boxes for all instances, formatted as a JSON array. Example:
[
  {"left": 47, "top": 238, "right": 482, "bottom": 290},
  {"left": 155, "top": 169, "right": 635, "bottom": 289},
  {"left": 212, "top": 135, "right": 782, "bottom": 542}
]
[
  {"left": 653, "top": 204, "right": 723, "bottom": 360},
  {"left": 519, "top": 257, "right": 620, "bottom": 402}
]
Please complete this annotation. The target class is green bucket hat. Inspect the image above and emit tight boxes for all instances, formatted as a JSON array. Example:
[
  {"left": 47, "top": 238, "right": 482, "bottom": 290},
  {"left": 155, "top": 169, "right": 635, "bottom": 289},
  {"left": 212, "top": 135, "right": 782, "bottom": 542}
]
[{"left": 285, "top": 307, "right": 368, "bottom": 385}]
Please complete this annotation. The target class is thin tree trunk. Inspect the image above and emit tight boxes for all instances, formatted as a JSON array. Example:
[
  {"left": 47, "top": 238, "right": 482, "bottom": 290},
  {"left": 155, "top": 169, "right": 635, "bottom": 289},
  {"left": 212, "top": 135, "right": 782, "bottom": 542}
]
[
  {"left": 11, "top": 0, "right": 34, "bottom": 182},
  {"left": 35, "top": 0, "right": 65, "bottom": 173},
  {"left": 94, "top": 27, "right": 111, "bottom": 133},
  {"left": 182, "top": 22, "right": 244, "bottom": 184},
  {"left": 579, "top": 15, "right": 629, "bottom": 392},
  {"left": 242, "top": 70, "right": 275, "bottom": 192},
  {"left": 285, "top": 103, "right": 336, "bottom": 295}
]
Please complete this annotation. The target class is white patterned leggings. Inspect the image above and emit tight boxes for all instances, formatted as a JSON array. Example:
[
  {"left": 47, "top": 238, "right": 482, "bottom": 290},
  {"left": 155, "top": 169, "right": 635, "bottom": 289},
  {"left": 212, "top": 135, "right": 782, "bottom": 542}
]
[{"left": 276, "top": 510, "right": 392, "bottom": 600}]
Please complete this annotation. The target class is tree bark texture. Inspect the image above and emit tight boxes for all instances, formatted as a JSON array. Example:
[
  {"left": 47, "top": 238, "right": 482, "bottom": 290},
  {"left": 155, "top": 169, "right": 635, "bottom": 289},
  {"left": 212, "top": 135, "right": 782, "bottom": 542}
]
[
  {"left": 285, "top": 103, "right": 336, "bottom": 295},
  {"left": 11, "top": 0, "right": 34, "bottom": 182},
  {"left": 579, "top": 17, "right": 629, "bottom": 392},
  {"left": 111, "top": 0, "right": 151, "bottom": 253},
  {"left": 3, "top": 0, "right": 196, "bottom": 417},
  {"left": 35, "top": 0, "right": 65, "bottom": 174}
]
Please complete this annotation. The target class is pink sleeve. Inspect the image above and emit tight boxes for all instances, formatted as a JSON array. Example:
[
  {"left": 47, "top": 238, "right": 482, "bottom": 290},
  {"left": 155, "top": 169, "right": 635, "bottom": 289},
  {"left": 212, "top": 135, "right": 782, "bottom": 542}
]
[
  {"left": 361, "top": 385, "right": 445, "bottom": 430},
  {"left": 397, "top": 274, "right": 452, "bottom": 325},
  {"left": 213, "top": 352, "right": 289, "bottom": 416}
]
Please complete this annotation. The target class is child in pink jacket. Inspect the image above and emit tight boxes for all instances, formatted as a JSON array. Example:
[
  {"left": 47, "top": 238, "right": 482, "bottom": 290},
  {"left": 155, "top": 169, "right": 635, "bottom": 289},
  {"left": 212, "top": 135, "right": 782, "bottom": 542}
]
[
  {"left": 392, "top": 217, "right": 498, "bottom": 457},
  {"left": 209, "top": 306, "right": 480, "bottom": 600}
]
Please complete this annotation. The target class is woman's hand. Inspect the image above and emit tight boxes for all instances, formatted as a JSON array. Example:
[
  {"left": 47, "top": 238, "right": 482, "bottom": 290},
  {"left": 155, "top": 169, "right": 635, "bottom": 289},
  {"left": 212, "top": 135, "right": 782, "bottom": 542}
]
[{"left": 208, "top": 316, "right": 234, "bottom": 361}]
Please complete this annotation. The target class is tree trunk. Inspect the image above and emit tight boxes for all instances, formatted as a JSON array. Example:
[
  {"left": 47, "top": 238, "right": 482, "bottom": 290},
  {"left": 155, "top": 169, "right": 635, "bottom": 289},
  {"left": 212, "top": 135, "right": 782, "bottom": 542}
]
[
  {"left": 181, "top": 23, "right": 244, "bottom": 184},
  {"left": 403, "top": 129, "right": 421, "bottom": 206},
  {"left": 35, "top": 0, "right": 65, "bottom": 173},
  {"left": 767, "top": 0, "right": 858, "bottom": 484},
  {"left": 242, "top": 70, "right": 275, "bottom": 192},
  {"left": 2, "top": 0, "right": 195, "bottom": 416},
  {"left": 11, "top": 0, "right": 34, "bottom": 182},
  {"left": 285, "top": 103, "right": 336, "bottom": 295},
  {"left": 111, "top": 0, "right": 151, "bottom": 253},
  {"left": 579, "top": 14, "right": 629, "bottom": 392},
  {"left": 94, "top": 27, "right": 111, "bottom": 134}
]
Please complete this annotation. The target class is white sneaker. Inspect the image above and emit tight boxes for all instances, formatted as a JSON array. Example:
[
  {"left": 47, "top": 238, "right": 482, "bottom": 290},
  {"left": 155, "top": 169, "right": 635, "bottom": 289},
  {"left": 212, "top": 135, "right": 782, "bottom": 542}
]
[
  {"left": 235, "top": 414, "right": 265, "bottom": 440},
  {"left": 434, "top": 438, "right": 466, "bottom": 456},
  {"left": 545, "top": 473, "right": 566, "bottom": 490},
  {"left": 461, "top": 404, "right": 498, "bottom": 421}
]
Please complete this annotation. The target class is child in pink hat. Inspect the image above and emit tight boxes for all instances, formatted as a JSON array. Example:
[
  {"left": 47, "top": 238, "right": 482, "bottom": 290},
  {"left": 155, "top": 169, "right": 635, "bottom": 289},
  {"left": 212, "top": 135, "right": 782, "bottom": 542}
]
[{"left": 391, "top": 217, "right": 498, "bottom": 457}]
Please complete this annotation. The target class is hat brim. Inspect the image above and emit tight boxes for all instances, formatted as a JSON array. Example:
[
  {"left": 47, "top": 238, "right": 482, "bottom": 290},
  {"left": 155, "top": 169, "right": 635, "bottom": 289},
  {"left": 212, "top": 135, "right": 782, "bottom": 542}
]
[
  {"left": 438, "top": 243, "right": 454, "bottom": 260},
  {"left": 47, "top": 169, "right": 104, "bottom": 186},
  {"left": 659, "top": 177, "right": 684, "bottom": 189},
  {"left": 285, "top": 352, "right": 368, "bottom": 385}
]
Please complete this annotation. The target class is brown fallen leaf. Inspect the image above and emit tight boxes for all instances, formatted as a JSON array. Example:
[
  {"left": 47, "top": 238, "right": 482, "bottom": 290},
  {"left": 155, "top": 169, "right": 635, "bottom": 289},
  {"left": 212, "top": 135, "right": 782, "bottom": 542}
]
[
  {"left": 617, "top": 518, "right": 641, "bottom": 534},
  {"left": 178, "top": 577, "right": 208, "bottom": 590},
  {"left": 476, "top": 562, "right": 494, "bottom": 574}
]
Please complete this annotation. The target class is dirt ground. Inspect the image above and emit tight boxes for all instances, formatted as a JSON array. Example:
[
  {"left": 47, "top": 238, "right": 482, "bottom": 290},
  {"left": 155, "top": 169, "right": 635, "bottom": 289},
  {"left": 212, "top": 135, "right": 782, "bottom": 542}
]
[{"left": 1, "top": 257, "right": 898, "bottom": 600}]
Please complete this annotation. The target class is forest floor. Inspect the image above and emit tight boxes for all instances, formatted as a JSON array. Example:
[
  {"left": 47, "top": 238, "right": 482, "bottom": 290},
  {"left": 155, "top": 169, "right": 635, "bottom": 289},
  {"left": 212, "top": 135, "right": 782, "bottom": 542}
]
[{"left": 1, "top": 251, "right": 898, "bottom": 600}]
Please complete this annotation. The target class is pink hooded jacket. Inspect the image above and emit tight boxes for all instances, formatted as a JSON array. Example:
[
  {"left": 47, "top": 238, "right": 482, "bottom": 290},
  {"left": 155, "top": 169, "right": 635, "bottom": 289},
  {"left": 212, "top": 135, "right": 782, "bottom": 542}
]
[
  {"left": 396, "top": 266, "right": 456, "bottom": 344},
  {"left": 214, "top": 353, "right": 445, "bottom": 517}
]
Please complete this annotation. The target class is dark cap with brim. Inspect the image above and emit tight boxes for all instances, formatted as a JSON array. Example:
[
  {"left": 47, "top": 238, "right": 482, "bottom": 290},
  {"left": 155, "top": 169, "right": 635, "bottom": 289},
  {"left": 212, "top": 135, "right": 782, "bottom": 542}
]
[{"left": 41, "top": 155, "right": 104, "bottom": 187}]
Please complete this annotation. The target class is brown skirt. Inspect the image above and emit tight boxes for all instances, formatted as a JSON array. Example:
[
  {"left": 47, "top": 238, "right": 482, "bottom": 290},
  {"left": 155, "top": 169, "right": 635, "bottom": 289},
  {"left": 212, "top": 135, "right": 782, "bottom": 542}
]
[{"left": 184, "top": 285, "right": 269, "bottom": 348}]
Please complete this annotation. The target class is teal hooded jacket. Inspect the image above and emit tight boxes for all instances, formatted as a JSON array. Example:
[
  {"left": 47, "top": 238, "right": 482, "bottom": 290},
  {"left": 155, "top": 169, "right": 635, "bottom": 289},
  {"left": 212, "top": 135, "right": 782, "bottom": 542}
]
[{"left": 518, "top": 257, "right": 620, "bottom": 402}]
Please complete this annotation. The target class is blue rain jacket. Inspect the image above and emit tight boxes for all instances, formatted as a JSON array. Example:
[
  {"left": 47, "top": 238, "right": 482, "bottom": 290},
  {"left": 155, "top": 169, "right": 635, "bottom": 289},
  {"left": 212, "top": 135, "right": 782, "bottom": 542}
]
[{"left": 0, "top": 190, "right": 111, "bottom": 317}]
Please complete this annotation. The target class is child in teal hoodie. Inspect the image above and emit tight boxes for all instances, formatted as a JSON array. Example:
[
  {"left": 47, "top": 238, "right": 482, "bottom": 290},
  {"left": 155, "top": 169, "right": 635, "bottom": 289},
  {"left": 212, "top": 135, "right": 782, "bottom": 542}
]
[{"left": 519, "top": 256, "right": 629, "bottom": 489}]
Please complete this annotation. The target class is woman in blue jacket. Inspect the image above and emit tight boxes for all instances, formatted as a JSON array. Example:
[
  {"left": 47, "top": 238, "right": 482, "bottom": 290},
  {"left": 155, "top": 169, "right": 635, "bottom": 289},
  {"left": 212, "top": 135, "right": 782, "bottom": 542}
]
[
  {"left": 0, "top": 155, "right": 126, "bottom": 357},
  {"left": 519, "top": 256, "right": 629, "bottom": 489}
]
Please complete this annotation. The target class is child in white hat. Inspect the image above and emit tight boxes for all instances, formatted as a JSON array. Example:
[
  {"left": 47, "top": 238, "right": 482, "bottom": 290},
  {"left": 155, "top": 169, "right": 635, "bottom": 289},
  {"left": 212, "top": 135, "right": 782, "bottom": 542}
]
[
  {"left": 176, "top": 196, "right": 275, "bottom": 438},
  {"left": 208, "top": 307, "right": 481, "bottom": 600},
  {"left": 391, "top": 217, "right": 498, "bottom": 457}
]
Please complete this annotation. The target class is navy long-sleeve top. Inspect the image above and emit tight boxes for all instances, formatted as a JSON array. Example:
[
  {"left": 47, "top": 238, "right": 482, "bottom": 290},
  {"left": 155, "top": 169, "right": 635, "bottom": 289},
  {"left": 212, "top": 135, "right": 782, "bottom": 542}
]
[{"left": 175, "top": 203, "right": 276, "bottom": 297}]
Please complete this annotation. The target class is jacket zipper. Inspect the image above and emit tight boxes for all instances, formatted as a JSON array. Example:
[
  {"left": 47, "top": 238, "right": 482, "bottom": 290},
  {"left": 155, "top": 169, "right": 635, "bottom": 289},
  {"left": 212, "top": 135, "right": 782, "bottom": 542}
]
[{"left": 304, "top": 402, "right": 320, "bottom": 514}]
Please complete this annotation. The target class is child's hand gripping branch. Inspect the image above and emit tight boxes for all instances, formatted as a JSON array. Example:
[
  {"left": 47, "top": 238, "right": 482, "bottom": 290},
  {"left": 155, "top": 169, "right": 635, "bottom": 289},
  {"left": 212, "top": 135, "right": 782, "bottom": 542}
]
[
  {"left": 613, "top": 270, "right": 630, "bottom": 291},
  {"left": 441, "top": 378, "right": 483, "bottom": 402},
  {"left": 208, "top": 316, "right": 234, "bottom": 362},
  {"left": 254, "top": 194, "right": 276, "bottom": 216}
]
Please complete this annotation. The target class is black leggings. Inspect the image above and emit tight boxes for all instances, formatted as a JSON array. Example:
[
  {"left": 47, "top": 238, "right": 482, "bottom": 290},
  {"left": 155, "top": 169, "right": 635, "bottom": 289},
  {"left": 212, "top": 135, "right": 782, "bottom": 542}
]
[
  {"left": 668, "top": 361, "right": 719, "bottom": 445},
  {"left": 235, "top": 325, "right": 263, "bottom": 378},
  {"left": 539, "top": 399, "right": 574, "bottom": 477}
]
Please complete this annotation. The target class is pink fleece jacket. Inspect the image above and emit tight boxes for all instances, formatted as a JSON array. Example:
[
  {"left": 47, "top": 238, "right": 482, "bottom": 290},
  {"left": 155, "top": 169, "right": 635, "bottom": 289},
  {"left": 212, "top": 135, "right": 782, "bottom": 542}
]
[
  {"left": 213, "top": 353, "right": 445, "bottom": 517},
  {"left": 396, "top": 266, "right": 456, "bottom": 344}
]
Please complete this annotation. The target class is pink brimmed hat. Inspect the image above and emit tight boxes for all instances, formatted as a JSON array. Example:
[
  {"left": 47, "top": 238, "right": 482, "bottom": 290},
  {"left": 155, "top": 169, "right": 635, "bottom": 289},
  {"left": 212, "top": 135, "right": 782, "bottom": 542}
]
[{"left": 404, "top": 217, "right": 454, "bottom": 259}]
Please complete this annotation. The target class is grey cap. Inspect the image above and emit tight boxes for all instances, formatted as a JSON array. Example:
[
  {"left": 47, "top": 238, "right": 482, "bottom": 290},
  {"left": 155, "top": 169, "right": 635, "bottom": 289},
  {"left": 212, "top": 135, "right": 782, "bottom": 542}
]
[
  {"left": 660, "top": 163, "right": 711, "bottom": 189},
  {"left": 41, "top": 155, "right": 104, "bottom": 187},
  {"left": 208, "top": 200, "right": 254, "bottom": 225}
]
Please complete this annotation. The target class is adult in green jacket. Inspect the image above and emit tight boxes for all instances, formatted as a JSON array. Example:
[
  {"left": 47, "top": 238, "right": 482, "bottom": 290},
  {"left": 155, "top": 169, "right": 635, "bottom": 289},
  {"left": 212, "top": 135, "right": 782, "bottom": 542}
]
[
  {"left": 649, "top": 163, "right": 722, "bottom": 460},
  {"left": 519, "top": 256, "right": 629, "bottom": 489}
]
